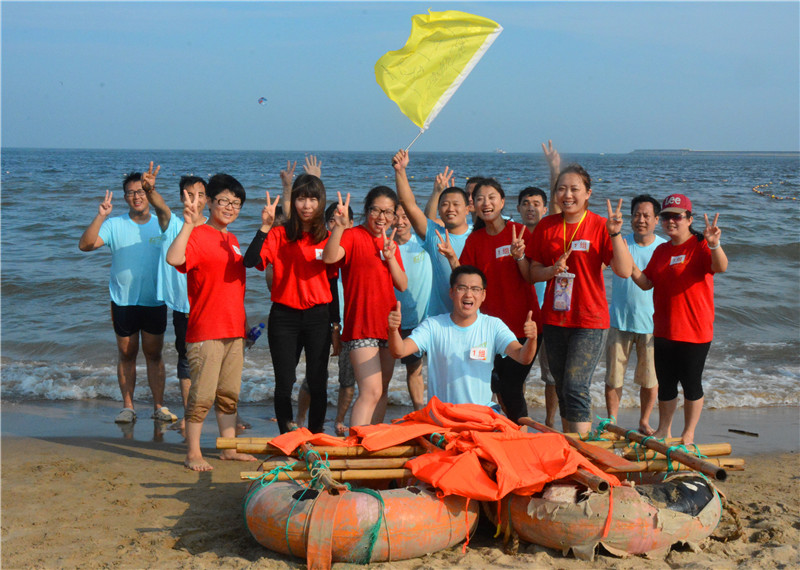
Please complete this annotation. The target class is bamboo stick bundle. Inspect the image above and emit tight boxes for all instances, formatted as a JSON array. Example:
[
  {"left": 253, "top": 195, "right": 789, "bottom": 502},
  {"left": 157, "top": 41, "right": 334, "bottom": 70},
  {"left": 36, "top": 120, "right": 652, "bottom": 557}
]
[
  {"left": 575, "top": 437, "right": 684, "bottom": 450},
  {"left": 241, "top": 468, "right": 413, "bottom": 482},
  {"left": 619, "top": 442, "right": 731, "bottom": 460},
  {"left": 217, "top": 436, "right": 424, "bottom": 457},
  {"left": 605, "top": 456, "right": 744, "bottom": 474},
  {"left": 259, "top": 457, "right": 410, "bottom": 471}
]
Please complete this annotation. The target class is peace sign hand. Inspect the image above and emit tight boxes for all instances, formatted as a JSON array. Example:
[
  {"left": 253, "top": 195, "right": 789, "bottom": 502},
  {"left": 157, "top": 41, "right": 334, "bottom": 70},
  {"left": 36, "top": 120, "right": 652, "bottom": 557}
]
[
  {"left": 182, "top": 188, "right": 202, "bottom": 226},
  {"left": 303, "top": 155, "right": 321, "bottom": 178},
  {"left": 511, "top": 224, "right": 527, "bottom": 260},
  {"left": 382, "top": 228, "right": 398, "bottom": 260},
  {"left": 98, "top": 190, "right": 113, "bottom": 217},
  {"left": 434, "top": 166, "right": 454, "bottom": 193},
  {"left": 523, "top": 310, "right": 537, "bottom": 340},
  {"left": 553, "top": 245, "right": 572, "bottom": 276},
  {"left": 704, "top": 213, "right": 721, "bottom": 247},
  {"left": 606, "top": 199, "right": 624, "bottom": 236},
  {"left": 542, "top": 139, "right": 561, "bottom": 171},
  {"left": 141, "top": 161, "right": 160, "bottom": 194},
  {"left": 261, "top": 191, "right": 281, "bottom": 229},
  {"left": 332, "top": 192, "right": 351, "bottom": 229},
  {"left": 435, "top": 228, "right": 457, "bottom": 262}
]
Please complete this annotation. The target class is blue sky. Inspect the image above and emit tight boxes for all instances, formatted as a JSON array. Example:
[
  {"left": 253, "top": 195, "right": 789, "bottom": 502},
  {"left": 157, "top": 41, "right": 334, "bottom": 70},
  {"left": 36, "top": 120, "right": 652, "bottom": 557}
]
[{"left": 2, "top": 1, "right": 798, "bottom": 153}]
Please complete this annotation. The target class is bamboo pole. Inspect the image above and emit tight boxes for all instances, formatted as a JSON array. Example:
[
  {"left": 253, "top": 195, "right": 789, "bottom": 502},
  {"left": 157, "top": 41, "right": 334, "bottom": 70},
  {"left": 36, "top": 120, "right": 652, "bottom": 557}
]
[
  {"left": 604, "top": 424, "right": 730, "bottom": 481},
  {"left": 217, "top": 437, "right": 424, "bottom": 458},
  {"left": 605, "top": 457, "right": 744, "bottom": 474},
  {"left": 259, "top": 457, "right": 410, "bottom": 471},
  {"left": 570, "top": 468, "right": 610, "bottom": 493},
  {"left": 241, "top": 468, "right": 413, "bottom": 482},
  {"left": 620, "top": 442, "right": 731, "bottom": 461}
]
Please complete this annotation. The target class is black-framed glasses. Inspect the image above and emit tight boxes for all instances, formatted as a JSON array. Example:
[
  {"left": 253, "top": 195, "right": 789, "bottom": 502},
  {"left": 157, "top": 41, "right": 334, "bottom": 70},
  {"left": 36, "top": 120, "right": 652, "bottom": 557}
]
[
  {"left": 368, "top": 206, "right": 395, "bottom": 219},
  {"left": 660, "top": 212, "right": 686, "bottom": 222},
  {"left": 216, "top": 197, "right": 242, "bottom": 210},
  {"left": 124, "top": 190, "right": 146, "bottom": 197},
  {"left": 453, "top": 285, "right": 484, "bottom": 294}
]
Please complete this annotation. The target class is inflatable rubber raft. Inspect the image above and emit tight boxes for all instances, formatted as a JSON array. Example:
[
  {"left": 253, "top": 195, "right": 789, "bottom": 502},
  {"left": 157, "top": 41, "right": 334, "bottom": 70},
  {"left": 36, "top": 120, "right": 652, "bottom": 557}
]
[
  {"left": 491, "top": 474, "right": 721, "bottom": 560},
  {"left": 245, "top": 479, "right": 479, "bottom": 566}
]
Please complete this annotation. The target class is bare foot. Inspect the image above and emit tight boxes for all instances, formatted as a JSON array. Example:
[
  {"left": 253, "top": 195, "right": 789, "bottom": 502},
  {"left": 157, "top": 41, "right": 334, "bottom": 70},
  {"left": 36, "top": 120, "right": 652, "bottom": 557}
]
[
  {"left": 639, "top": 422, "right": 655, "bottom": 436},
  {"left": 681, "top": 431, "right": 696, "bottom": 446},
  {"left": 652, "top": 428, "right": 671, "bottom": 440},
  {"left": 236, "top": 414, "right": 251, "bottom": 432},
  {"left": 184, "top": 456, "right": 213, "bottom": 471},
  {"left": 335, "top": 422, "right": 348, "bottom": 437},
  {"left": 219, "top": 451, "right": 257, "bottom": 462}
]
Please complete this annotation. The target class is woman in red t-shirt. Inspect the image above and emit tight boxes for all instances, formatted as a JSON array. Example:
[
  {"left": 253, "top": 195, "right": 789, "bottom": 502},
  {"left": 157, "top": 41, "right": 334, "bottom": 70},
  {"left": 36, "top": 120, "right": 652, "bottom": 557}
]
[
  {"left": 528, "top": 164, "right": 632, "bottom": 436},
  {"left": 243, "top": 174, "right": 333, "bottom": 434},
  {"left": 323, "top": 187, "right": 407, "bottom": 427},
  {"left": 439, "top": 178, "right": 541, "bottom": 423},
  {"left": 632, "top": 194, "right": 728, "bottom": 445}
]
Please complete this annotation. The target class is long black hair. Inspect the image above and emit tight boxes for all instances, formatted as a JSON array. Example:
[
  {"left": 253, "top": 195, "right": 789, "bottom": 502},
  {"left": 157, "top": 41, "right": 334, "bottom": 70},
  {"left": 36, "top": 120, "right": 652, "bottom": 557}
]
[
  {"left": 471, "top": 178, "right": 505, "bottom": 231},
  {"left": 284, "top": 173, "right": 327, "bottom": 243}
]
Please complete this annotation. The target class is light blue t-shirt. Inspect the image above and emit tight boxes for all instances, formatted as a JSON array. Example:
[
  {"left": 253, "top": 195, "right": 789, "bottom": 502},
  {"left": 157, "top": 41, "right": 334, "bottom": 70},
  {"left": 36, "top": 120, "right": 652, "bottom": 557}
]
[
  {"left": 97, "top": 214, "right": 164, "bottom": 307},
  {"left": 609, "top": 233, "right": 667, "bottom": 334},
  {"left": 157, "top": 214, "right": 190, "bottom": 313},
  {"left": 423, "top": 219, "right": 472, "bottom": 317},
  {"left": 395, "top": 233, "right": 433, "bottom": 329},
  {"left": 409, "top": 312, "right": 517, "bottom": 407}
]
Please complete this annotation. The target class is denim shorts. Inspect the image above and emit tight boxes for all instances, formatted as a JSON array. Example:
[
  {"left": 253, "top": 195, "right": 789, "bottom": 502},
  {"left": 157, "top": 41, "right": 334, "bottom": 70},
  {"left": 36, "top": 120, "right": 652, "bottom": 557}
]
[{"left": 543, "top": 325, "right": 606, "bottom": 423}]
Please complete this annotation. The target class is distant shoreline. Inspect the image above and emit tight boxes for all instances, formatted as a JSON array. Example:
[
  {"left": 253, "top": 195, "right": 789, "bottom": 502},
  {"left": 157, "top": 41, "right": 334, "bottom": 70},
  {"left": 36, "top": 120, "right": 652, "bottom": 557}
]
[{"left": 629, "top": 149, "right": 800, "bottom": 157}]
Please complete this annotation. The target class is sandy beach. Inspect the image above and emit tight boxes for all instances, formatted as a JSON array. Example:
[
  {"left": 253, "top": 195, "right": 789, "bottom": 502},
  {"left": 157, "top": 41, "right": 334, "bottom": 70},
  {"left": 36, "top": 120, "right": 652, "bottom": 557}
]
[{"left": 2, "top": 400, "right": 798, "bottom": 569}]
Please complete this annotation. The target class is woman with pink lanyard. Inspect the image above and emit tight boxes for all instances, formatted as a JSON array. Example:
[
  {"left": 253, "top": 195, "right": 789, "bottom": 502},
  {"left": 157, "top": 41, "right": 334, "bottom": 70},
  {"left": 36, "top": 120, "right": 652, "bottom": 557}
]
[
  {"left": 631, "top": 194, "right": 727, "bottom": 444},
  {"left": 528, "top": 164, "right": 632, "bottom": 436},
  {"left": 323, "top": 187, "right": 407, "bottom": 427}
]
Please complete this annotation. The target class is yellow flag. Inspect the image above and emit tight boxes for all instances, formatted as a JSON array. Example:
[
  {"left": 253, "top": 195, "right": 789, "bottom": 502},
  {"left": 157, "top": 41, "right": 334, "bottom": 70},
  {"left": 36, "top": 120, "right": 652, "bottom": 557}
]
[{"left": 375, "top": 10, "right": 503, "bottom": 131}]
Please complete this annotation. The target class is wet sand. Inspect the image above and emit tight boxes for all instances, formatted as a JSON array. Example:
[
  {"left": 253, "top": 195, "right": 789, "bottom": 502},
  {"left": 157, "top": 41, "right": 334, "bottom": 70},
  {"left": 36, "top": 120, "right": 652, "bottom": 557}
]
[{"left": 2, "top": 400, "right": 799, "bottom": 568}]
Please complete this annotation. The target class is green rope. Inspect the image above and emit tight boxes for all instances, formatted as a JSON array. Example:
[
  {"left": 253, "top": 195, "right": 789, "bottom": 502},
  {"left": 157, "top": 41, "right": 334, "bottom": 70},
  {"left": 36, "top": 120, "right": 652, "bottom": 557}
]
[
  {"left": 349, "top": 488, "right": 386, "bottom": 564},
  {"left": 429, "top": 432, "right": 446, "bottom": 448},
  {"left": 243, "top": 463, "right": 300, "bottom": 518},
  {"left": 584, "top": 415, "right": 614, "bottom": 441},
  {"left": 284, "top": 486, "right": 315, "bottom": 559}
]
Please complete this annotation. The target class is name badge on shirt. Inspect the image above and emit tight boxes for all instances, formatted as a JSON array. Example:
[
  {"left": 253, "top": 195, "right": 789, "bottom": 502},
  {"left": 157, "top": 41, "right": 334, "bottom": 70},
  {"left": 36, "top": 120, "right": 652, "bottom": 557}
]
[
  {"left": 315, "top": 248, "right": 324, "bottom": 260},
  {"left": 571, "top": 240, "right": 590, "bottom": 252},
  {"left": 495, "top": 245, "right": 511, "bottom": 258},
  {"left": 670, "top": 255, "right": 686, "bottom": 265},
  {"left": 470, "top": 347, "right": 489, "bottom": 361},
  {"left": 232, "top": 245, "right": 242, "bottom": 256}
]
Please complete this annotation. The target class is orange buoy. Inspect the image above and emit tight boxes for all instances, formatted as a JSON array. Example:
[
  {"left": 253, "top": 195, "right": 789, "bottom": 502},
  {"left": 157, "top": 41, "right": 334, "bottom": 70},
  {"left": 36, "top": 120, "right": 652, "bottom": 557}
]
[
  {"left": 493, "top": 474, "right": 721, "bottom": 560},
  {"left": 245, "top": 480, "right": 479, "bottom": 565}
]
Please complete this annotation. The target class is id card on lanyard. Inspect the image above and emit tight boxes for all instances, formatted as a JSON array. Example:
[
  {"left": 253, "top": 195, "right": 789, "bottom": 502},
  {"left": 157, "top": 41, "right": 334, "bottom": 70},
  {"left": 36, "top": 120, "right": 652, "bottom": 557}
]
[{"left": 554, "top": 212, "right": 587, "bottom": 312}]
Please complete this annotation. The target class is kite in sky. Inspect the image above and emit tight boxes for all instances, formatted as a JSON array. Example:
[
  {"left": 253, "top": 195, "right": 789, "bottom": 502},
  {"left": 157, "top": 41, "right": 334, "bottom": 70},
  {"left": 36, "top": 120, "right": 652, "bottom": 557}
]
[{"left": 257, "top": 97, "right": 268, "bottom": 105}]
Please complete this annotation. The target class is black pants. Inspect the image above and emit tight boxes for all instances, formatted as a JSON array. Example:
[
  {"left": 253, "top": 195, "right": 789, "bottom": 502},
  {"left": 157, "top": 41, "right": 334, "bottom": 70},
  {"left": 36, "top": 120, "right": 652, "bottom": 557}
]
[
  {"left": 654, "top": 337, "right": 711, "bottom": 402},
  {"left": 268, "top": 302, "right": 331, "bottom": 434},
  {"left": 490, "top": 335, "right": 541, "bottom": 423}
]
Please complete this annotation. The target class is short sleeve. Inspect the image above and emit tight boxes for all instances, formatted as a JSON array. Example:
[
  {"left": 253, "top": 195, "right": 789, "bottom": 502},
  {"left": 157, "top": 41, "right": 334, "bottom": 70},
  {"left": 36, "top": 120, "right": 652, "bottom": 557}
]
[
  {"left": 599, "top": 219, "right": 614, "bottom": 266},
  {"left": 97, "top": 218, "right": 113, "bottom": 248},
  {"left": 408, "top": 318, "right": 433, "bottom": 356},
  {"left": 459, "top": 233, "right": 476, "bottom": 266},
  {"left": 493, "top": 318, "right": 518, "bottom": 356},
  {"left": 338, "top": 228, "right": 355, "bottom": 265}
]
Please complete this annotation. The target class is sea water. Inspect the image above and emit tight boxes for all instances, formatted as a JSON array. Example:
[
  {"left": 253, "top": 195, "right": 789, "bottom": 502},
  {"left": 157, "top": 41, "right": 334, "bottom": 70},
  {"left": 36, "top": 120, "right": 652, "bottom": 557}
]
[{"left": 1, "top": 148, "right": 798, "bottom": 410}]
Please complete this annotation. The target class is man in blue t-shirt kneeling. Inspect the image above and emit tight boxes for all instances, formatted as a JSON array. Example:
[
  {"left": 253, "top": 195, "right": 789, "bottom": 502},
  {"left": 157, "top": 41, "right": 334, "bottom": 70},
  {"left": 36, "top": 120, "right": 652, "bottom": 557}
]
[{"left": 388, "top": 265, "right": 537, "bottom": 410}]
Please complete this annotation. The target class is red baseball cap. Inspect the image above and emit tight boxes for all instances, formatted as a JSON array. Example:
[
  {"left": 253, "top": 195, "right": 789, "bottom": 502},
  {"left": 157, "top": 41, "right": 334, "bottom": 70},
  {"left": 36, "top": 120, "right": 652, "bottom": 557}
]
[{"left": 661, "top": 194, "right": 692, "bottom": 214}]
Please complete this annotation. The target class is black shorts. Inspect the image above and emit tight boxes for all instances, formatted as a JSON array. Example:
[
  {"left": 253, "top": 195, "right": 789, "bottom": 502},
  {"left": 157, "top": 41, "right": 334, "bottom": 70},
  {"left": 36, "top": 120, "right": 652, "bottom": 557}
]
[
  {"left": 173, "top": 310, "right": 191, "bottom": 379},
  {"left": 399, "top": 328, "right": 423, "bottom": 366},
  {"left": 111, "top": 302, "right": 167, "bottom": 337}
]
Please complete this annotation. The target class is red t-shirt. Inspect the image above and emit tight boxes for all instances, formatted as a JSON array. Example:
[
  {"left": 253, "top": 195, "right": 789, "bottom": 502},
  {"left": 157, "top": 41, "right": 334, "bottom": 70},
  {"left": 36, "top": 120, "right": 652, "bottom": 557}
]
[
  {"left": 255, "top": 225, "right": 333, "bottom": 309},
  {"left": 339, "top": 225, "right": 405, "bottom": 342},
  {"left": 529, "top": 211, "right": 614, "bottom": 329},
  {"left": 177, "top": 224, "right": 247, "bottom": 343},
  {"left": 643, "top": 236, "right": 715, "bottom": 343},
  {"left": 459, "top": 221, "right": 540, "bottom": 337}
]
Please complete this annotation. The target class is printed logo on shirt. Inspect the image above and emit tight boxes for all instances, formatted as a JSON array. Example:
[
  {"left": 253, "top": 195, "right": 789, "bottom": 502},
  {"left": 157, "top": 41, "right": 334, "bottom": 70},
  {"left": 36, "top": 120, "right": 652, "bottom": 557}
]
[
  {"left": 413, "top": 252, "right": 426, "bottom": 264},
  {"left": 571, "top": 240, "right": 590, "bottom": 252},
  {"left": 315, "top": 248, "right": 324, "bottom": 260},
  {"left": 232, "top": 245, "right": 242, "bottom": 257},
  {"left": 670, "top": 255, "right": 686, "bottom": 265},
  {"left": 148, "top": 235, "right": 165, "bottom": 245},
  {"left": 495, "top": 245, "right": 511, "bottom": 258},
  {"left": 469, "top": 347, "right": 488, "bottom": 361}
]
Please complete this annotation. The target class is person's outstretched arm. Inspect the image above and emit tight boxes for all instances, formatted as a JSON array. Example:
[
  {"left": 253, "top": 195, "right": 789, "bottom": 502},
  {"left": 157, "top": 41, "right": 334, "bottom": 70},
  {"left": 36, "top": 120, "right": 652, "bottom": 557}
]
[
  {"left": 243, "top": 191, "right": 281, "bottom": 268},
  {"left": 542, "top": 140, "right": 562, "bottom": 215},
  {"left": 387, "top": 302, "right": 419, "bottom": 358},
  {"left": 423, "top": 165, "right": 454, "bottom": 223},
  {"left": 322, "top": 192, "right": 350, "bottom": 264},
  {"left": 392, "top": 150, "right": 432, "bottom": 239},
  {"left": 166, "top": 190, "right": 203, "bottom": 267},
  {"left": 505, "top": 311, "right": 537, "bottom": 365},
  {"left": 78, "top": 190, "right": 113, "bottom": 251},
  {"left": 141, "top": 161, "right": 171, "bottom": 232}
]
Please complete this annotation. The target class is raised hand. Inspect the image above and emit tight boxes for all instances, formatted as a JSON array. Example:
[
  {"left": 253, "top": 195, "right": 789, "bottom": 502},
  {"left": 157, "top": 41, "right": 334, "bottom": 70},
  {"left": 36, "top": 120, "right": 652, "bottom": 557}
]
[
  {"left": 542, "top": 139, "right": 561, "bottom": 171},
  {"left": 332, "top": 191, "right": 351, "bottom": 229},
  {"left": 511, "top": 224, "right": 526, "bottom": 260},
  {"left": 434, "top": 166, "right": 455, "bottom": 193},
  {"left": 98, "top": 190, "right": 113, "bottom": 217},
  {"left": 303, "top": 155, "right": 321, "bottom": 178},
  {"left": 523, "top": 310, "right": 537, "bottom": 340},
  {"left": 435, "top": 228, "right": 456, "bottom": 261},
  {"left": 553, "top": 245, "right": 572, "bottom": 275},
  {"left": 182, "top": 189, "right": 202, "bottom": 226},
  {"left": 141, "top": 161, "right": 160, "bottom": 193},
  {"left": 704, "top": 213, "right": 721, "bottom": 247},
  {"left": 388, "top": 301, "right": 402, "bottom": 331},
  {"left": 382, "top": 227, "right": 398, "bottom": 260},
  {"left": 392, "top": 149, "right": 409, "bottom": 172},
  {"left": 279, "top": 160, "right": 297, "bottom": 189},
  {"left": 261, "top": 191, "right": 281, "bottom": 229},
  {"left": 606, "top": 199, "right": 624, "bottom": 236}
]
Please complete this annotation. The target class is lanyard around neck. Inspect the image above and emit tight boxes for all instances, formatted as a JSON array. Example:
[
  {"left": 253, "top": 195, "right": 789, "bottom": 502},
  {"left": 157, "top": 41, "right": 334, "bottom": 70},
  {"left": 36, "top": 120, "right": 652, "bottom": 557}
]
[{"left": 563, "top": 211, "right": 587, "bottom": 254}]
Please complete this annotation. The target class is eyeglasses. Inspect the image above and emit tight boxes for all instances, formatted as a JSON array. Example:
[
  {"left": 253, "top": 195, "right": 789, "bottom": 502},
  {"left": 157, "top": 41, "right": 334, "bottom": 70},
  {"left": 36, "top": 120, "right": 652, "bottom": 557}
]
[
  {"left": 660, "top": 212, "right": 686, "bottom": 222},
  {"left": 124, "top": 190, "right": 146, "bottom": 197},
  {"left": 368, "top": 206, "right": 395, "bottom": 219},
  {"left": 216, "top": 197, "right": 242, "bottom": 210},
  {"left": 453, "top": 285, "right": 485, "bottom": 294}
]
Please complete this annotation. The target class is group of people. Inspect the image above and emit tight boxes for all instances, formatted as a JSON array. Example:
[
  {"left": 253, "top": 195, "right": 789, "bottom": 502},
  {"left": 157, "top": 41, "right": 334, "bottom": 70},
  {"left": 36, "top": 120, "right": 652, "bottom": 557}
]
[{"left": 80, "top": 141, "right": 727, "bottom": 471}]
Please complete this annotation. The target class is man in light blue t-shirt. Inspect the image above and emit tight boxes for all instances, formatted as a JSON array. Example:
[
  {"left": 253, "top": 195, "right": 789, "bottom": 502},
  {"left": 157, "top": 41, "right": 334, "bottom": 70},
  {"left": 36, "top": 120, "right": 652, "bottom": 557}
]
[
  {"left": 388, "top": 265, "right": 537, "bottom": 410},
  {"left": 605, "top": 195, "right": 667, "bottom": 434},
  {"left": 392, "top": 150, "right": 472, "bottom": 318},
  {"left": 79, "top": 168, "right": 175, "bottom": 425}
]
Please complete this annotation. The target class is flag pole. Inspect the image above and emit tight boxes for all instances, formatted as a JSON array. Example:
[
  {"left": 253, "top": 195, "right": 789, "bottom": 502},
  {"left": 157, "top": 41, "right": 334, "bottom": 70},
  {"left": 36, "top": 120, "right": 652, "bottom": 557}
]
[{"left": 404, "top": 129, "right": 425, "bottom": 152}]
